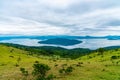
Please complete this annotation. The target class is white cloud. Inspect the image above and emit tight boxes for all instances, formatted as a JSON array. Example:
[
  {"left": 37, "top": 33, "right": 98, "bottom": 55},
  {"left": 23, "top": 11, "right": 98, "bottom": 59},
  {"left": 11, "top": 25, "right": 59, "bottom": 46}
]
[
  {"left": 0, "top": 16, "right": 71, "bottom": 35},
  {"left": 0, "top": 0, "right": 120, "bottom": 36}
]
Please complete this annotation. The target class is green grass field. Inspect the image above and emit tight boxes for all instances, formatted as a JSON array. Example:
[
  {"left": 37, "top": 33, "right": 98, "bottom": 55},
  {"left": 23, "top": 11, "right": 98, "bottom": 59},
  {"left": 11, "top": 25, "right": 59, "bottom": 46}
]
[{"left": 0, "top": 45, "right": 120, "bottom": 80}]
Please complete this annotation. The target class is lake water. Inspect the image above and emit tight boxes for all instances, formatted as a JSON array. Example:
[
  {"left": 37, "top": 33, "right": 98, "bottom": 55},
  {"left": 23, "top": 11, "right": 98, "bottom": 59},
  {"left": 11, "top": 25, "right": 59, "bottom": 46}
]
[{"left": 0, "top": 38, "right": 120, "bottom": 50}]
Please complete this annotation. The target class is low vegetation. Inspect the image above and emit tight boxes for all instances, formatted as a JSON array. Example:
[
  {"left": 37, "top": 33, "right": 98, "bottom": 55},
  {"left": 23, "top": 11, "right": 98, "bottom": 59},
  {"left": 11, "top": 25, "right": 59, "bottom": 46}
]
[{"left": 0, "top": 43, "right": 120, "bottom": 80}]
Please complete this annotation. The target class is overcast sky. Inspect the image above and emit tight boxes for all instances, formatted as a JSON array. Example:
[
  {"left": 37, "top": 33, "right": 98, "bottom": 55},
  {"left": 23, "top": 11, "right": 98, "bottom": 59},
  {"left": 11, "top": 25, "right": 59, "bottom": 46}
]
[{"left": 0, "top": 0, "right": 120, "bottom": 36}]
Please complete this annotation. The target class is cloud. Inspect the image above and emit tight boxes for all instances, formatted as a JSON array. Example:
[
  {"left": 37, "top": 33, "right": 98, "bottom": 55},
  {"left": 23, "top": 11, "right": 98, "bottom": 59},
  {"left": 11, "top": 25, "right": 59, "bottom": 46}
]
[
  {"left": 0, "top": 15, "right": 71, "bottom": 35},
  {"left": 0, "top": 0, "right": 120, "bottom": 36}
]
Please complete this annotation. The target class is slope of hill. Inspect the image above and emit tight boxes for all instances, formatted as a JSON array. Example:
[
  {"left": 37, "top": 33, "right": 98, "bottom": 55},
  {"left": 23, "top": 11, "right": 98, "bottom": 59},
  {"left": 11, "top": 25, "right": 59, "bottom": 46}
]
[
  {"left": 0, "top": 43, "right": 91, "bottom": 59},
  {"left": 0, "top": 44, "right": 120, "bottom": 80}
]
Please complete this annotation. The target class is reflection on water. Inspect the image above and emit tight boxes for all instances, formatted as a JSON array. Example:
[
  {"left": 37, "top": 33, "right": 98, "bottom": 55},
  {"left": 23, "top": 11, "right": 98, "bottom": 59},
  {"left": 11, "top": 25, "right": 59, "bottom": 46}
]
[{"left": 0, "top": 38, "right": 120, "bottom": 50}]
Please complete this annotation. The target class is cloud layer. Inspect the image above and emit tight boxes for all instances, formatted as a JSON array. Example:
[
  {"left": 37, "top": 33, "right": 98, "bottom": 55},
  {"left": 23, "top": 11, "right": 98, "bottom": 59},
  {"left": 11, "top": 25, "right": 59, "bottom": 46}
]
[{"left": 0, "top": 0, "right": 120, "bottom": 36}]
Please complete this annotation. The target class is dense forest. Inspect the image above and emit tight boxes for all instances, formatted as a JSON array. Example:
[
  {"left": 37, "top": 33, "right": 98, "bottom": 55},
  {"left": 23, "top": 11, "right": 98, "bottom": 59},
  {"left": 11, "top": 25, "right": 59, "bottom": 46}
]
[{"left": 0, "top": 43, "right": 92, "bottom": 59}]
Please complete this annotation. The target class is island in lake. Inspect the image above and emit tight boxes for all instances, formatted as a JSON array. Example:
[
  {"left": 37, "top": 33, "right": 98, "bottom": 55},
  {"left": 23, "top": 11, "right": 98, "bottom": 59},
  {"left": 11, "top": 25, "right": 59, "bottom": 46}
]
[{"left": 38, "top": 38, "right": 82, "bottom": 46}]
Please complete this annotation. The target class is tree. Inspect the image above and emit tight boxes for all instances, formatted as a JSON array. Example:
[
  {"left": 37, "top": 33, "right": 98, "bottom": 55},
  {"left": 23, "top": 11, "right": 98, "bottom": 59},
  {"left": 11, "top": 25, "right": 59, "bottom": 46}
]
[
  {"left": 97, "top": 48, "right": 105, "bottom": 55},
  {"left": 32, "top": 62, "right": 54, "bottom": 80}
]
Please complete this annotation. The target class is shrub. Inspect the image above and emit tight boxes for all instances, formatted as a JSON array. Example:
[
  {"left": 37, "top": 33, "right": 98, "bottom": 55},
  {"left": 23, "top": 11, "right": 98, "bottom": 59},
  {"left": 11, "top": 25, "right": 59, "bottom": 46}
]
[
  {"left": 47, "top": 74, "right": 56, "bottom": 80},
  {"left": 111, "top": 56, "right": 118, "bottom": 59},
  {"left": 61, "top": 64, "right": 67, "bottom": 68},
  {"left": 59, "top": 68, "right": 65, "bottom": 74},
  {"left": 20, "top": 67, "right": 29, "bottom": 76},
  {"left": 59, "top": 66, "right": 74, "bottom": 75},
  {"left": 65, "top": 66, "right": 74, "bottom": 74},
  {"left": 17, "top": 56, "right": 21, "bottom": 63},
  {"left": 15, "top": 63, "right": 19, "bottom": 67},
  {"left": 35, "top": 61, "right": 39, "bottom": 63},
  {"left": 54, "top": 64, "right": 58, "bottom": 67},
  {"left": 10, "top": 49, "right": 14, "bottom": 53},
  {"left": 9, "top": 55, "right": 14, "bottom": 58},
  {"left": 32, "top": 62, "right": 54, "bottom": 80}
]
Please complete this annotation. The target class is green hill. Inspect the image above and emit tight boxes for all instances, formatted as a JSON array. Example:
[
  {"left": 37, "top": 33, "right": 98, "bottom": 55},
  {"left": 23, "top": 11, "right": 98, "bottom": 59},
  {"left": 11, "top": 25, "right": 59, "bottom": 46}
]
[{"left": 0, "top": 44, "right": 120, "bottom": 80}]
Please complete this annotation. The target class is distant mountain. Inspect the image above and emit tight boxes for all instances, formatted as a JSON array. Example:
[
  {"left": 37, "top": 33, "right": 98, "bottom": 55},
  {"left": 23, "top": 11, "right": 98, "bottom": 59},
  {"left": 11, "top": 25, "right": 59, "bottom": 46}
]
[
  {"left": 106, "top": 36, "right": 120, "bottom": 40},
  {"left": 104, "top": 46, "right": 120, "bottom": 50},
  {"left": 38, "top": 38, "right": 82, "bottom": 46},
  {"left": 1, "top": 35, "right": 120, "bottom": 41}
]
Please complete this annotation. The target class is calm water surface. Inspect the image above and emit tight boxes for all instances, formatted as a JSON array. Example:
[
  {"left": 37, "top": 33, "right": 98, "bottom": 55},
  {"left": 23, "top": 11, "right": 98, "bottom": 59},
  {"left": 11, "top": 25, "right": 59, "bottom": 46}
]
[{"left": 0, "top": 38, "right": 120, "bottom": 50}]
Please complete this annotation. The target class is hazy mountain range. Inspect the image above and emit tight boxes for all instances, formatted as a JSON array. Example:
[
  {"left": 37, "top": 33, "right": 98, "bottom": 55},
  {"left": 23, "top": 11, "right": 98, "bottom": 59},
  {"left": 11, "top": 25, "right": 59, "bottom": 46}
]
[{"left": 0, "top": 35, "right": 120, "bottom": 41}]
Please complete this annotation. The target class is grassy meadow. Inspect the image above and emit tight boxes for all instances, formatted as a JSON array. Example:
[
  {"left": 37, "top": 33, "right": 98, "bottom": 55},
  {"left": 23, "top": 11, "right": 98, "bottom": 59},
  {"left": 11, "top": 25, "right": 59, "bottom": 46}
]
[{"left": 0, "top": 44, "right": 120, "bottom": 80}]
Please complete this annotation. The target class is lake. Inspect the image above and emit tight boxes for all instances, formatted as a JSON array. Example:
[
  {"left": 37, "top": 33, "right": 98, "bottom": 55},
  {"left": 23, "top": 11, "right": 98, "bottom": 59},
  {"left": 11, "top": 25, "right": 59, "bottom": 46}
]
[{"left": 0, "top": 38, "right": 120, "bottom": 50}]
